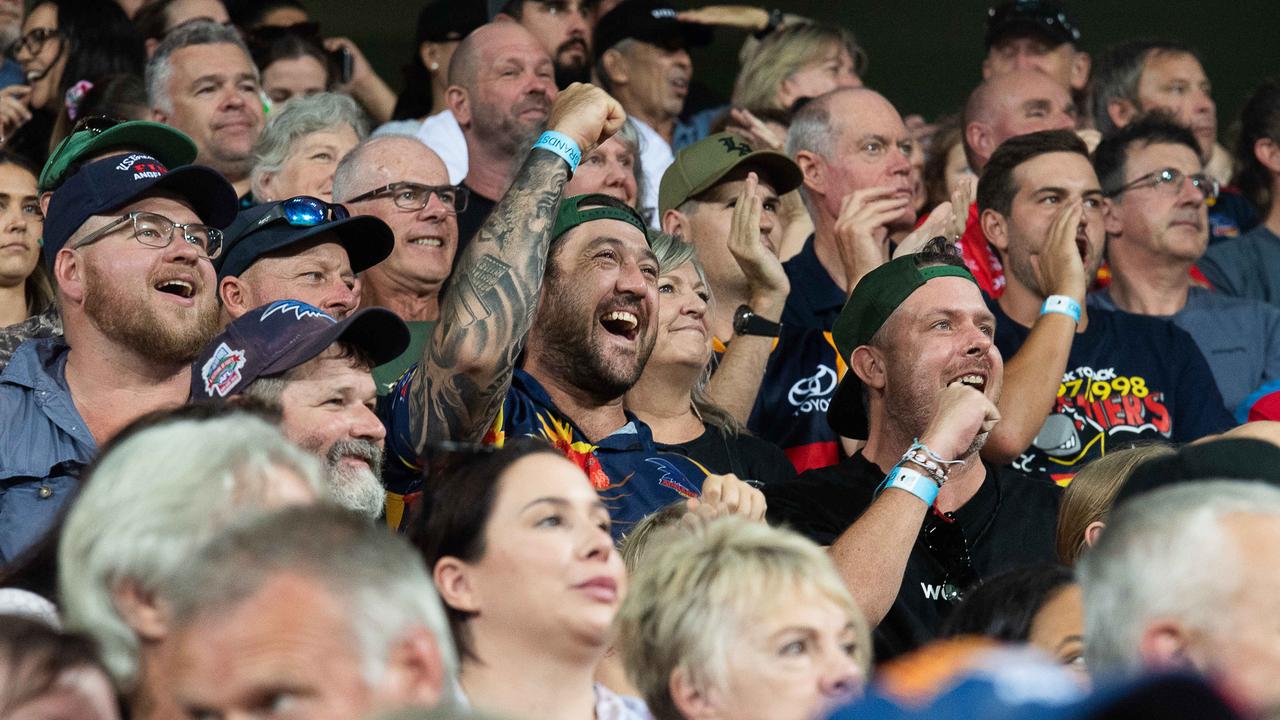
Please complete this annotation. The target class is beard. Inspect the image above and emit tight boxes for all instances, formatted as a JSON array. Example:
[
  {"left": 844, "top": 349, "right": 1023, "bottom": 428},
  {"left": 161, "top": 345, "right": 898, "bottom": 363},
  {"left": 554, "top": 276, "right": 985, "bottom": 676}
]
[
  {"left": 529, "top": 270, "right": 654, "bottom": 404},
  {"left": 553, "top": 39, "right": 591, "bottom": 88},
  {"left": 324, "top": 438, "right": 386, "bottom": 519},
  {"left": 472, "top": 91, "right": 551, "bottom": 158},
  {"left": 82, "top": 260, "right": 218, "bottom": 365}
]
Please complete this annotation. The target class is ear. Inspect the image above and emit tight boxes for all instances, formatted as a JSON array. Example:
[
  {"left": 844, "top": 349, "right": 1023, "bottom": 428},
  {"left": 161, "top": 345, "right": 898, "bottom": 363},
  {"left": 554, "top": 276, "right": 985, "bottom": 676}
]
[
  {"left": 145, "top": 37, "right": 160, "bottom": 59},
  {"left": 446, "top": 86, "right": 470, "bottom": 128},
  {"left": 1138, "top": 619, "right": 1195, "bottom": 671},
  {"left": 433, "top": 556, "right": 480, "bottom": 614},
  {"left": 380, "top": 625, "right": 448, "bottom": 708},
  {"left": 661, "top": 208, "right": 689, "bottom": 238},
  {"left": 850, "top": 345, "right": 886, "bottom": 391},
  {"left": 980, "top": 207, "right": 1009, "bottom": 255},
  {"left": 980, "top": 57, "right": 994, "bottom": 80},
  {"left": 1254, "top": 137, "right": 1280, "bottom": 174},
  {"left": 151, "top": 107, "right": 168, "bottom": 124},
  {"left": 419, "top": 42, "right": 436, "bottom": 72},
  {"left": 793, "top": 150, "right": 825, "bottom": 198},
  {"left": 1106, "top": 97, "right": 1137, "bottom": 130},
  {"left": 601, "top": 48, "right": 629, "bottom": 87},
  {"left": 53, "top": 249, "right": 85, "bottom": 305},
  {"left": 965, "top": 121, "right": 993, "bottom": 169},
  {"left": 1102, "top": 197, "right": 1123, "bottom": 236},
  {"left": 219, "top": 275, "right": 254, "bottom": 319},
  {"left": 670, "top": 666, "right": 718, "bottom": 720},
  {"left": 38, "top": 191, "right": 53, "bottom": 216},
  {"left": 255, "top": 171, "right": 277, "bottom": 203},
  {"left": 1069, "top": 52, "right": 1092, "bottom": 92},
  {"left": 111, "top": 579, "right": 169, "bottom": 641},
  {"left": 1083, "top": 520, "right": 1106, "bottom": 548}
]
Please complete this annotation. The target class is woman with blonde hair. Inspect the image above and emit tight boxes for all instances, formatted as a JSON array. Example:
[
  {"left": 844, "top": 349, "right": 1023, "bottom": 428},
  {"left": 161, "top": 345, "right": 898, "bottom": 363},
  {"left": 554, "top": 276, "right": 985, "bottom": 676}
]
[
  {"left": 1055, "top": 443, "right": 1174, "bottom": 565},
  {"left": 731, "top": 22, "right": 865, "bottom": 117}
]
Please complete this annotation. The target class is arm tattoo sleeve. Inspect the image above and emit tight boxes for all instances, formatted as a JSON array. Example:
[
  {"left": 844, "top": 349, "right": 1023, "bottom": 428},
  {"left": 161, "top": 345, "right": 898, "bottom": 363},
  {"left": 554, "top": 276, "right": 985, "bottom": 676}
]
[{"left": 408, "top": 149, "right": 568, "bottom": 449}]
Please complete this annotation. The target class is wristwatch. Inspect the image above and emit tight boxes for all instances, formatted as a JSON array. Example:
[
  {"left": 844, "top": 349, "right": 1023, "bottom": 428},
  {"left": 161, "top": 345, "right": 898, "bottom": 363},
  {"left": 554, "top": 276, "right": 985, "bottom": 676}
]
[{"left": 733, "top": 304, "right": 782, "bottom": 337}]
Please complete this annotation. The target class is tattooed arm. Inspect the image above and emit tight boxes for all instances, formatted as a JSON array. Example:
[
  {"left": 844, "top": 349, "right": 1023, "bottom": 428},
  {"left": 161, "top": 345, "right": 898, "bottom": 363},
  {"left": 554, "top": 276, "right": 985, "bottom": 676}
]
[{"left": 407, "top": 84, "right": 627, "bottom": 449}]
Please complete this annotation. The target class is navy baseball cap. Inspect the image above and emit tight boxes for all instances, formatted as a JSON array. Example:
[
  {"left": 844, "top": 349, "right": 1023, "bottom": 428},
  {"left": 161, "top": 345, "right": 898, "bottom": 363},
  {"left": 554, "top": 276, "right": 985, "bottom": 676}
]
[
  {"left": 215, "top": 198, "right": 394, "bottom": 280},
  {"left": 985, "top": 0, "right": 1082, "bottom": 50},
  {"left": 191, "top": 299, "right": 410, "bottom": 400},
  {"left": 42, "top": 152, "right": 238, "bottom": 270},
  {"left": 593, "top": 0, "right": 713, "bottom": 61}
]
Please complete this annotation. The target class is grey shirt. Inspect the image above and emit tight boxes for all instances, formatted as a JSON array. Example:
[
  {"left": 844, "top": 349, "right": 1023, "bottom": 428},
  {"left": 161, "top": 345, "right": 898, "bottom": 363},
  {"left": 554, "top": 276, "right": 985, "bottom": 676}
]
[
  {"left": 1091, "top": 286, "right": 1280, "bottom": 414},
  {"left": 1198, "top": 224, "right": 1280, "bottom": 306}
]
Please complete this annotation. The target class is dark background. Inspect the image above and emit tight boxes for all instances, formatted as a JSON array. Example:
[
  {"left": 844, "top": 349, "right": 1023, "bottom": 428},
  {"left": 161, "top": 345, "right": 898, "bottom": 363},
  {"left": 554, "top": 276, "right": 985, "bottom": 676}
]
[{"left": 309, "top": 0, "right": 1278, "bottom": 143}]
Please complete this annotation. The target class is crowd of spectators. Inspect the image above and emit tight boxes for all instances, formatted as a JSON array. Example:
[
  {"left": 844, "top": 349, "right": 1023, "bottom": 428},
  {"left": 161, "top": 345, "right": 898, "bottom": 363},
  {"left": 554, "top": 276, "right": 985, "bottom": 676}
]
[{"left": 1, "top": 0, "right": 1279, "bottom": 718}]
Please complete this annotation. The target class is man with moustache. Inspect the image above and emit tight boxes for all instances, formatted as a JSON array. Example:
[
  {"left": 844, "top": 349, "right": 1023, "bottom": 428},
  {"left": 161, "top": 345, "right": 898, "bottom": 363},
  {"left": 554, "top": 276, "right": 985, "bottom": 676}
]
[
  {"left": 764, "top": 242, "right": 1061, "bottom": 659},
  {"left": 1089, "top": 115, "right": 1280, "bottom": 416},
  {"left": 980, "top": 129, "right": 1231, "bottom": 482},
  {"left": 491, "top": 0, "right": 592, "bottom": 88},
  {"left": 0, "top": 151, "right": 237, "bottom": 563},
  {"left": 381, "top": 85, "right": 764, "bottom": 537},
  {"left": 146, "top": 20, "right": 265, "bottom": 199},
  {"left": 333, "top": 136, "right": 460, "bottom": 392},
  {"left": 191, "top": 299, "right": 410, "bottom": 521},
  {"left": 445, "top": 21, "right": 557, "bottom": 249}
]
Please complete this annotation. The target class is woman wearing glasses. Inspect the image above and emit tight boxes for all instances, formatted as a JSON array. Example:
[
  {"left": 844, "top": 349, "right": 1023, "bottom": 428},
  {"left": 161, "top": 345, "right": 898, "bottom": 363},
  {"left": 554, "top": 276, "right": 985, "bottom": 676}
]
[
  {"left": 6, "top": 0, "right": 143, "bottom": 162},
  {"left": 249, "top": 91, "right": 366, "bottom": 204}
]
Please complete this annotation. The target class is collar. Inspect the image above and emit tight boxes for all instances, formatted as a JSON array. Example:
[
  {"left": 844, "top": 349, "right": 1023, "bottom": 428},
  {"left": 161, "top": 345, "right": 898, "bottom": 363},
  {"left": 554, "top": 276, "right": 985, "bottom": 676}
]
[
  {"left": 792, "top": 234, "right": 845, "bottom": 312},
  {"left": 1, "top": 337, "right": 71, "bottom": 392},
  {"left": 511, "top": 369, "right": 657, "bottom": 452}
]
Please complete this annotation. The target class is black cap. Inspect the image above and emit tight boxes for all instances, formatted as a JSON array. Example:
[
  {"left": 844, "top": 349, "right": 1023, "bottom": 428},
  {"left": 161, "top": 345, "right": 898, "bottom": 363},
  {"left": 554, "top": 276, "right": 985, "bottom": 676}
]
[
  {"left": 1115, "top": 438, "right": 1280, "bottom": 507},
  {"left": 42, "top": 153, "right": 238, "bottom": 270},
  {"left": 215, "top": 199, "right": 394, "bottom": 280},
  {"left": 593, "top": 0, "right": 713, "bottom": 61},
  {"left": 191, "top": 299, "right": 410, "bottom": 400},
  {"left": 423, "top": 0, "right": 485, "bottom": 42},
  {"left": 985, "top": 0, "right": 1082, "bottom": 50}
]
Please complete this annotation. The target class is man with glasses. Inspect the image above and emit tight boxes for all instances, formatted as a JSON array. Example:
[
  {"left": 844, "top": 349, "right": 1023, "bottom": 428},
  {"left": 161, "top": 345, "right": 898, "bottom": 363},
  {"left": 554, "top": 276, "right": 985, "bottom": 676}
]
[
  {"left": 0, "top": 150, "right": 237, "bottom": 564},
  {"left": 980, "top": 129, "right": 1232, "bottom": 482},
  {"left": 214, "top": 195, "right": 394, "bottom": 323},
  {"left": 1089, "top": 115, "right": 1280, "bottom": 417},
  {"left": 764, "top": 242, "right": 1061, "bottom": 660},
  {"left": 333, "top": 136, "right": 460, "bottom": 392}
]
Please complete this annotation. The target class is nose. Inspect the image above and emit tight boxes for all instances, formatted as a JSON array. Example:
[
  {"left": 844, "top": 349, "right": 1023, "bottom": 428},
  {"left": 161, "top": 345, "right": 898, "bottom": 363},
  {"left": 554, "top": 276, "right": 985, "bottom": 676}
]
[
  {"left": 683, "top": 289, "right": 707, "bottom": 318},
  {"left": 579, "top": 516, "right": 616, "bottom": 561},
  {"left": 351, "top": 403, "right": 387, "bottom": 445},
  {"left": 819, "top": 651, "right": 865, "bottom": 703},
  {"left": 964, "top": 322, "right": 993, "bottom": 356},
  {"left": 759, "top": 204, "right": 776, "bottom": 239},
  {"left": 1179, "top": 174, "right": 1208, "bottom": 205},
  {"left": 326, "top": 278, "right": 358, "bottom": 318},
  {"left": 163, "top": 230, "right": 203, "bottom": 264},
  {"left": 419, "top": 190, "right": 451, "bottom": 221},
  {"left": 672, "top": 48, "right": 692, "bottom": 72},
  {"left": 616, "top": 257, "right": 649, "bottom": 295},
  {"left": 221, "top": 85, "right": 246, "bottom": 109}
]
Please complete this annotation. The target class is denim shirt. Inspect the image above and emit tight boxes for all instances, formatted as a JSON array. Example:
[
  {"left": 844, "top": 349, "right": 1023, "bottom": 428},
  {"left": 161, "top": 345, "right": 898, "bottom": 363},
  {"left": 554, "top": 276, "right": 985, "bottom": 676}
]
[{"left": 0, "top": 338, "right": 96, "bottom": 564}]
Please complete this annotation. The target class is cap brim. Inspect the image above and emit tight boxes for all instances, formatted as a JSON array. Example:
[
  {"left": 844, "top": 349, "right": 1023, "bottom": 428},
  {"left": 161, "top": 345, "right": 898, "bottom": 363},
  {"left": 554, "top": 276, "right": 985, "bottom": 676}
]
[
  {"left": 337, "top": 307, "right": 412, "bottom": 365},
  {"left": 288, "top": 214, "right": 395, "bottom": 274},
  {"left": 669, "top": 149, "right": 804, "bottom": 214},
  {"left": 119, "top": 164, "right": 239, "bottom": 229},
  {"left": 39, "top": 122, "right": 199, "bottom": 192},
  {"left": 985, "top": 18, "right": 1074, "bottom": 48},
  {"left": 827, "top": 370, "right": 869, "bottom": 439}
]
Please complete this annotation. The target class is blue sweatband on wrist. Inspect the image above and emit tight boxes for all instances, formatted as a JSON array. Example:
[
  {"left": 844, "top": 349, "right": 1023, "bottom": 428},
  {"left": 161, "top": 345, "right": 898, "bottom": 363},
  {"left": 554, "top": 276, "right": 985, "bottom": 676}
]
[
  {"left": 875, "top": 465, "right": 939, "bottom": 508},
  {"left": 532, "top": 131, "right": 582, "bottom": 175},
  {"left": 1041, "top": 294, "right": 1081, "bottom": 324}
]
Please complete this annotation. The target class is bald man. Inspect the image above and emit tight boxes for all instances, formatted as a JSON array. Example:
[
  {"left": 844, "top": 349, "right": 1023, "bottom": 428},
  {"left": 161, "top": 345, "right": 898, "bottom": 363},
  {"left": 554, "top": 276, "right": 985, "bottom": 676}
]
[
  {"left": 334, "top": 136, "right": 459, "bottom": 391},
  {"left": 445, "top": 22, "right": 558, "bottom": 249},
  {"left": 783, "top": 88, "right": 918, "bottom": 330},
  {"left": 963, "top": 69, "right": 1079, "bottom": 175}
]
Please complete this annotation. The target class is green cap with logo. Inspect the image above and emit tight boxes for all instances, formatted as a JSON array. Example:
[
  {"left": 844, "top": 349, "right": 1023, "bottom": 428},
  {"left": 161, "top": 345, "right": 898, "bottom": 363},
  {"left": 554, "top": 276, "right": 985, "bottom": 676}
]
[
  {"left": 827, "top": 254, "right": 978, "bottom": 439},
  {"left": 552, "top": 193, "right": 651, "bottom": 243},
  {"left": 39, "top": 120, "right": 198, "bottom": 192},
  {"left": 658, "top": 132, "right": 803, "bottom": 215}
]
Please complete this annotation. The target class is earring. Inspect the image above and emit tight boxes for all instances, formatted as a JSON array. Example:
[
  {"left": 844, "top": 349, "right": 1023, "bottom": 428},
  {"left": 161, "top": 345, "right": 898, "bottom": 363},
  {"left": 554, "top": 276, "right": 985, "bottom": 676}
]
[{"left": 430, "top": 62, "right": 439, "bottom": 71}]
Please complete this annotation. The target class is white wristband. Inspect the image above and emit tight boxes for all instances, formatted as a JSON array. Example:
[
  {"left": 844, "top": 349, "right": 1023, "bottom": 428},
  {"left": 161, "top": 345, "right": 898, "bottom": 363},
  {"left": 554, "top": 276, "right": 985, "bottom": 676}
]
[{"left": 1041, "top": 295, "right": 1081, "bottom": 324}]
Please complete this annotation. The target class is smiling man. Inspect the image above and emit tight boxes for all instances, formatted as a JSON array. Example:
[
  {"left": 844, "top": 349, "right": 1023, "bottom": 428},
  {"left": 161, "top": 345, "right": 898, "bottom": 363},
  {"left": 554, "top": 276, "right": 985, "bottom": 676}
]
[
  {"left": 190, "top": 299, "right": 410, "bottom": 519},
  {"left": 0, "top": 151, "right": 237, "bottom": 563}
]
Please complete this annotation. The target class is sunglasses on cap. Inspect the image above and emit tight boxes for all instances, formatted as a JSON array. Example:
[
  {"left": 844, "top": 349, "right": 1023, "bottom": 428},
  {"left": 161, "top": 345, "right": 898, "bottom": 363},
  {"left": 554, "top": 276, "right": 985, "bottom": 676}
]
[{"left": 250, "top": 196, "right": 350, "bottom": 233}]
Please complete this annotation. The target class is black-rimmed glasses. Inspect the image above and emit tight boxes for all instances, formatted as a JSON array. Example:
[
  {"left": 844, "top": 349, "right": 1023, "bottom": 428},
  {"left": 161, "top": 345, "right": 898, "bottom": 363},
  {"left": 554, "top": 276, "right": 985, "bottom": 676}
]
[
  {"left": 346, "top": 182, "right": 469, "bottom": 214},
  {"left": 8, "top": 27, "right": 63, "bottom": 59},
  {"left": 1105, "top": 166, "right": 1220, "bottom": 202},
  {"left": 71, "top": 211, "right": 223, "bottom": 259}
]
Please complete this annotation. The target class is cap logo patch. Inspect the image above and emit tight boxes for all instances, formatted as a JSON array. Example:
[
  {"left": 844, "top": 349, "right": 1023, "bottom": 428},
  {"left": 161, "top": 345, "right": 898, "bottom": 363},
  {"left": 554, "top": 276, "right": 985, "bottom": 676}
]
[
  {"left": 115, "top": 153, "right": 169, "bottom": 180},
  {"left": 718, "top": 136, "right": 752, "bottom": 157},
  {"left": 650, "top": 8, "right": 676, "bottom": 19},
  {"left": 201, "top": 342, "right": 246, "bottom": 397},
  {"left": 259, "top": 299, "right": 336, "bottom": 324}
]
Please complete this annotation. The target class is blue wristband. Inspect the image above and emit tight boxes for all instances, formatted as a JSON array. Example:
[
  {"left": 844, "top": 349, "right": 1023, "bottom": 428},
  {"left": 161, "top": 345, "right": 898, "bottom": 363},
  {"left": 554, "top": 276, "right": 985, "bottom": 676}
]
[
  {"left": 1041, "top": 294, "right": 1081, "bottom": 324},
  {"left": 875, "top": 465, "right": 939, "bottom": 508},
  {"left": 532, "top": 131, "right": 582, "bottom": 175}
]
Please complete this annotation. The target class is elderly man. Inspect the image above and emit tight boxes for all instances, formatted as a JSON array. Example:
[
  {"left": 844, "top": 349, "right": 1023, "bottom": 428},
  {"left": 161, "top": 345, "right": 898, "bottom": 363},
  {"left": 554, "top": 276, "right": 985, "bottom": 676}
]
[
  {"left": 1079, "top": 481, "right": 1280, "bottom": 720},
  {"left": 0, "top": 151, "right": 236, "bottom": 563},
  {"left": 191, "top": 299, "right": 409, "bottom": 521},
  {"left": 58, "top": 406, "right": 324, "bottom": 719},
  {"left": 444, "top": 21, "right": 557, "bottom": 248},
  {"left": 1091, "top": 115, "right": 1280, "bottom": 415},
  {"left": 593, "top": 0, "right": 712, "bottom": 217},
  {"left": 764, "top": 244, "right": 1061, "bottom": 660},
  {"left": 1091, "top": 39, "right": 1255, "bottom": 241},
  {"left": 214, "top": 197, "right": 394, "bottom": 322},
  {"left": 491, "top": 0, "right": 592, "bottom": 88},
  {"left": 980, "top": 130, "right": 1232, "bottom": 481},
  {"left": 333, "top": 136, "right": 459, "bottom": 390},
  {"left": 160, "top": 505, "right": 455, "bottom": 719},
  {"left": 981, "top": 0, "right": 1089, "bottom": 99},
  {"left": 146, "top": 20, "right": 265, "bottom": 199},
  {"left": 381, "top": 84, "right": 764, "bottom": 537}
]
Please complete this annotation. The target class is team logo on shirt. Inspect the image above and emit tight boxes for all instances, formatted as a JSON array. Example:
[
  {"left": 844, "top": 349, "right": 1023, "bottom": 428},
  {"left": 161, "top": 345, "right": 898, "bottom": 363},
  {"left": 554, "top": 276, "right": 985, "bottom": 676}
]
[{"left": 787, "top": 365, "right": 838, "bottom": 415}]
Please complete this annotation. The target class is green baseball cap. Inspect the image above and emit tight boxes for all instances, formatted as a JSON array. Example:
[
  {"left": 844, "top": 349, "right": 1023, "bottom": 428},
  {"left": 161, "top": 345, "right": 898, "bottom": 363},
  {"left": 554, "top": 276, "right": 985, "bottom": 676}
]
[
  {"left": 39, "top": 119, "right": 198, "bottom": 192},
  {"left": 827, "top": 255, "right": 978, "bottom": 439},
  {"left": 658, "top": 132, "right": 803, "bottom": 215},
  {"left": 552, "top": 193, "right": 651, "bottom": 243}
]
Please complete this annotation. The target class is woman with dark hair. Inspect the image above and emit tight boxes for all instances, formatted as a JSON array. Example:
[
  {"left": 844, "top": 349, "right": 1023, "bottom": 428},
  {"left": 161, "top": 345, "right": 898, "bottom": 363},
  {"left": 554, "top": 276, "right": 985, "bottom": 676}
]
[
  {"left": 414, "top": 439, "right": 646, "bottom": 720},
  {"left": 246, "top": 25, "right": 330, "bottom": 108},
  {"left": 0, "top": 151, "right": 48, "bottom": 329},
  {"left": 938, "top": 563, "right": 1085, "bottom": 677},
  {"left": 1199, "top": 80, "right": 1280, "bottom": 306},
  {"left": 5, "top": 0, "right": 144, "bottom": 162}
]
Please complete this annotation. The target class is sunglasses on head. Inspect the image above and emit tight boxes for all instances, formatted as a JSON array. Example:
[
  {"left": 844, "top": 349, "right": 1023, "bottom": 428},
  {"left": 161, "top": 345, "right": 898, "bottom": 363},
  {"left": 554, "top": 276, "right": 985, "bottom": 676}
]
[{"left": 251, "top": 196, "right": 350, "bottom": 232}]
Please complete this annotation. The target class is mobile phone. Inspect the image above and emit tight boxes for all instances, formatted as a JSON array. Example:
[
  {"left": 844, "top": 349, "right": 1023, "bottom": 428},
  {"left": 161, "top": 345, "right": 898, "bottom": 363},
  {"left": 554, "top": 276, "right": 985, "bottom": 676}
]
[{"left": 330, "top": 46, "right": 354, "bottom": 84}]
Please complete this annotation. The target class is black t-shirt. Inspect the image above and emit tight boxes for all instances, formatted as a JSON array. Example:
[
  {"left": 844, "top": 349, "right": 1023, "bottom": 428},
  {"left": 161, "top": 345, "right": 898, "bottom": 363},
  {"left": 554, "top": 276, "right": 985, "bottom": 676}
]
[
  {"left": 658, "top": 423, "right": 796, "bottom": 486},
  {"left": 454, "top": 183, "right": 497, "bottom": 260},
  {"left": 765, "top": 452, "right": 1060, "bottom": 661},
  {"left": 990, "top": 299, "right": 1234, "bottom": 482}
]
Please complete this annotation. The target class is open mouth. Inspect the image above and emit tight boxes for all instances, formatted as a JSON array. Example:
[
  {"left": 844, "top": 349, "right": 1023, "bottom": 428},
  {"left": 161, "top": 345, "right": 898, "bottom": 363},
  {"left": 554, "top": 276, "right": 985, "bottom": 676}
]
[
  {"left": 951, "top": 373, "right": 987, "bottom": 392},
  {"left": 155, "top": 278, "right": 195, "bottom": 299},
  {"left": 600, "top": 309, "right": 639, "bottom": 341},
  {"left": 1074, "top": 234, "right": 1090, "bottom": 264},
  {"left": 409, "top": 236, "right": 444, "bottom": 247},
  {"left": 24, "top": 66, "right": 48, "bottom": 83}
]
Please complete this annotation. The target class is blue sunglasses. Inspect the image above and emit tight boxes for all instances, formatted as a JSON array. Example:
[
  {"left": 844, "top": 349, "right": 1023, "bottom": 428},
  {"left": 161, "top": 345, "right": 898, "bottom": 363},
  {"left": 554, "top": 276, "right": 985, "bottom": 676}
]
[{"left": 251, "top": 195, "right": 350, "bottom": 232}]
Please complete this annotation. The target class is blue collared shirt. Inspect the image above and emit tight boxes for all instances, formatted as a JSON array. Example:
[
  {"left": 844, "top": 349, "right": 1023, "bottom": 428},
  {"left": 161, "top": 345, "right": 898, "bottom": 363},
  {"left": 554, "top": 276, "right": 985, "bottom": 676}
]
[{"left": 0, "top": 338, "right": 95, "bottom": 564}]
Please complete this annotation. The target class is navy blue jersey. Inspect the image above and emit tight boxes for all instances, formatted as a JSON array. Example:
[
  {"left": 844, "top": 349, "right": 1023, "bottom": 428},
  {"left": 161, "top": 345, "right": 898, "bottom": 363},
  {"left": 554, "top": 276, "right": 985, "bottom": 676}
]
[{"left": 383, "top": 368, "right": 709, "bottom": 539}]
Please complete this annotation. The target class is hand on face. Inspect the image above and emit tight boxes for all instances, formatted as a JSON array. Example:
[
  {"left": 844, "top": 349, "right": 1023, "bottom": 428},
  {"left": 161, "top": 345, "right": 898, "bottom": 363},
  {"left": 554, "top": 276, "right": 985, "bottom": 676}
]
[
  {"left": 918, "top": 381, "right": 1001, "bottom": 464},
  {"left": 833, "top": 185, "right": 912, "bottom": 281},
  {"left": 1034, "top": 200, "right": 1088, "bottom": 302},
  {"left": 727, "top": 172, "right": 789, "bottom": 311}
]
